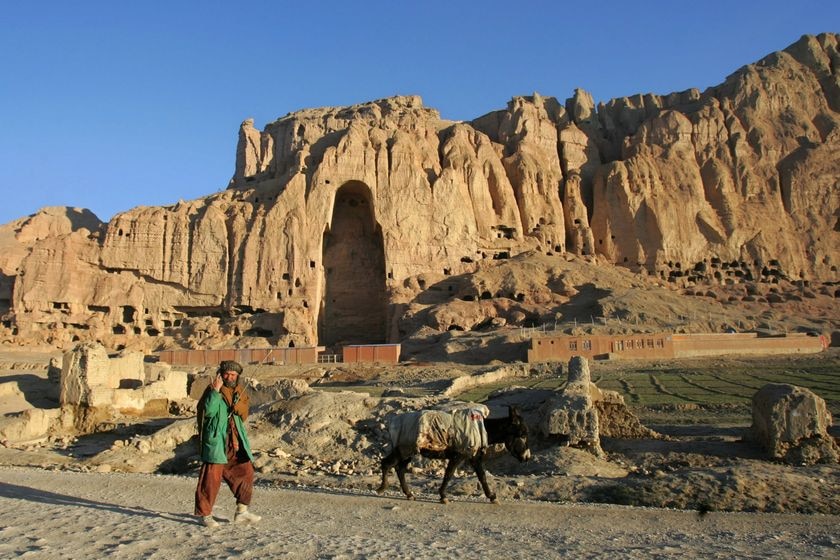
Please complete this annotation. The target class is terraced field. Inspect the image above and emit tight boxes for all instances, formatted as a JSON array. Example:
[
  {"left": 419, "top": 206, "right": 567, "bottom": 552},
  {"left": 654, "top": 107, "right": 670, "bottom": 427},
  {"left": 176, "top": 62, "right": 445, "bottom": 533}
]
[{"left": 455, "top": 351, "right": 840, "bottom": 425}]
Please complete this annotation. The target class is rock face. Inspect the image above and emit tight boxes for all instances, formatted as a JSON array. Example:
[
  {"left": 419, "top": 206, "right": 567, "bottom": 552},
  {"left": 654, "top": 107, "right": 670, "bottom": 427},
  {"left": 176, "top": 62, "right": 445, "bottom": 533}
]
[
  {"left": 751, "top": 383, "right": 839, "bottom": 464},
  {"left": 1, "top": 34, "right": 838, "bottom": 350}
]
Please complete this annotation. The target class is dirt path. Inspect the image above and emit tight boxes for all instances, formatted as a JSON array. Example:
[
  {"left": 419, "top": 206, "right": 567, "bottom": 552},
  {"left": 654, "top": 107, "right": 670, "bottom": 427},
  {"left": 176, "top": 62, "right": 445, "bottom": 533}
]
[{"left": 0, "top": 467, "right": 837, "bottom": 559}]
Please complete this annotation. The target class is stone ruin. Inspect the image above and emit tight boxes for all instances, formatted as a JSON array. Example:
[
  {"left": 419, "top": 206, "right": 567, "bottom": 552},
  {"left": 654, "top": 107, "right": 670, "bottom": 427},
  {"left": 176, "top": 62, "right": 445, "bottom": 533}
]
[
  {"left": 538, "top": 356, "right": 657, "bottom": 455},
  {"left": 751, "top": 383, "right": 839, "bottom": 465},
  {"left": 0, "top": 343, "right": 189, "bottom": 444},
  {"left": 60, "top": 343, "right": 188, "bottom": 416}
]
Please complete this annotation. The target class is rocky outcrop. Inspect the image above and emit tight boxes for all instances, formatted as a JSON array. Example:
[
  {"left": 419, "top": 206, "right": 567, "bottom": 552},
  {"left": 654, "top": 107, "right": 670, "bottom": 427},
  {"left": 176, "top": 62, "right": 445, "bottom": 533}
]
[
  {"left": 1, "top": 34, "right": 837, "bottom": 351},
  {"left": 591, "top": 34, "right": 839, "bottom": 280},
  {"left": 751, "top": 383, "right": 839, "bottom": 464}
]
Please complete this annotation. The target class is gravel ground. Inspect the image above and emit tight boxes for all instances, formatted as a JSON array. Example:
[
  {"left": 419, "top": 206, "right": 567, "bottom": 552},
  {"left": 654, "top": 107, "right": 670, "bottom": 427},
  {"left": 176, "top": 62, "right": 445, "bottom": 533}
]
[{"left": 1, "top": 466, "right": 838, "bottom": 559}]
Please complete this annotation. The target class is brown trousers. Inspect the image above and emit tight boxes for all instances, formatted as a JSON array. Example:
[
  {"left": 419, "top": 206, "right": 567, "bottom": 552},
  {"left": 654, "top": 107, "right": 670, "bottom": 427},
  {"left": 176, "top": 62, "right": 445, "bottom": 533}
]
[{"left": 194, "top": 450, "right": 255, "bottom": 516}]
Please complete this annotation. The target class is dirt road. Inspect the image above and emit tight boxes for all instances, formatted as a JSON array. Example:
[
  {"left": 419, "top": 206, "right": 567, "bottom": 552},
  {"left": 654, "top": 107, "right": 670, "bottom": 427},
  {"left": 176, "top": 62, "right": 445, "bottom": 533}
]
[{"left": 0, "top": 467, "right": 837, "bottom": 559}]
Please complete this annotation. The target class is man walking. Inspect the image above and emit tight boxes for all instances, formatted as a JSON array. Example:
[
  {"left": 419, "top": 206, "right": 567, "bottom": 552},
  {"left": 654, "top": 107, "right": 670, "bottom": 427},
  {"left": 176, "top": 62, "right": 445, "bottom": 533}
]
[{"left": 194, "top": 360, "right": 261, "bottom": 527}]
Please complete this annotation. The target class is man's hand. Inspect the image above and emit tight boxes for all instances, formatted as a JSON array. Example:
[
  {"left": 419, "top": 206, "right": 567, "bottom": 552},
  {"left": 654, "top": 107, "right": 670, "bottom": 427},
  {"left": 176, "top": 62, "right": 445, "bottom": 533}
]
[{"left": 211, "top": 373, "right": 223, "bottom": 392}]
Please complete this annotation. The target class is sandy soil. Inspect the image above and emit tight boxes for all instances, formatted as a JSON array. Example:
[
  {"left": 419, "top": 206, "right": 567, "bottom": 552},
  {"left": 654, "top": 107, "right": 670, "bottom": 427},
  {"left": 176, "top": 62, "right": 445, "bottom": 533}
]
[
  {"left": 2, "top": 466, "right": 838, "bottom": 559},
  {"left": 1, "top": 349, "right": 839, "bottom": 558}
]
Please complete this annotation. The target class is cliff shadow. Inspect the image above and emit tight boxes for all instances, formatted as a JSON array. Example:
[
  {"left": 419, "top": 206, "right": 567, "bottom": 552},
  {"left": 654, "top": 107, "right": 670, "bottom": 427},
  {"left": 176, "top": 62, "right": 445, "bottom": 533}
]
[
  {"left": 0, "top": 482, "right": 194, "bottom": 523},
  {"left": 553, "top": 283, "right": 610, "bottom": 324},
  {"left": 412, "top": 273, "right": 471, "bottom": 306}
]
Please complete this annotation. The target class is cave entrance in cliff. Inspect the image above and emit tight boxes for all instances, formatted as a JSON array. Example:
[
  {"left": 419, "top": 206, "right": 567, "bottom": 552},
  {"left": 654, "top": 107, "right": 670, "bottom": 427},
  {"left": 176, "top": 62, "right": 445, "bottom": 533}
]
[{"left": 319, "top": 181, "right": 387, "bottom": 349}]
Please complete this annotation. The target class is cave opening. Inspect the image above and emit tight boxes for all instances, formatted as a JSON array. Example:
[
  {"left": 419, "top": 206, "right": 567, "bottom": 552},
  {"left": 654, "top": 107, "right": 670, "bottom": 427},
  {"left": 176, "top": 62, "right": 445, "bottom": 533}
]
[{"left": 318, "top": 181, "right": 387, "bottom": 348}]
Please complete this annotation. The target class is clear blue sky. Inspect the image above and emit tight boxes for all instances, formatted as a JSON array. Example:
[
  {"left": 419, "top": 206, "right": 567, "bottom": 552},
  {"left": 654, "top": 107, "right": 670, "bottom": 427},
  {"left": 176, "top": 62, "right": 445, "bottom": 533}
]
[{"left": 1, "top": 1, "right": 837, "bottom": 226}]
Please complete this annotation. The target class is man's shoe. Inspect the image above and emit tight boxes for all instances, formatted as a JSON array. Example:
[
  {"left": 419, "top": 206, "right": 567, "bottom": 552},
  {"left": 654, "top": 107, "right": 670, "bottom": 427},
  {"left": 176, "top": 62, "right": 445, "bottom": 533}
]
[
  {"left": 202, "top": 515, "right": 220, "bottom": 528},
  {"left": 234, "top": 505, "right": 262, "bottom": 524}
]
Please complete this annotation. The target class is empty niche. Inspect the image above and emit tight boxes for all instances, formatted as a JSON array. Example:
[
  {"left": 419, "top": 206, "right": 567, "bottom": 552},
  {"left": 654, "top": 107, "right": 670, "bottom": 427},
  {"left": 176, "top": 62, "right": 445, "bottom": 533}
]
[
  {"left": 121, "top": 306, "right": 136, "bottom": 323},
  {"left": 319, "top": 180, "right": 386, "bottom": 346}
]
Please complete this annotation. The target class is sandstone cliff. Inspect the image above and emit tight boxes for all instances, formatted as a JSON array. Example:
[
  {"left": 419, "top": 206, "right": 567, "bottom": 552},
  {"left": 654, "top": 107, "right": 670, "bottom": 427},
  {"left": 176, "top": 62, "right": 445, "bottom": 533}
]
[{"left": 2, "top": 34, "right": 837, "bottom": 351}]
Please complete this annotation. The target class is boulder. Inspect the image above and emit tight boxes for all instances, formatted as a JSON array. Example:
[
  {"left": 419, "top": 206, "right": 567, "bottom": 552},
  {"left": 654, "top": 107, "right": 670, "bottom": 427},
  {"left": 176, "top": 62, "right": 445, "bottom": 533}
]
[
  {"left": 0, "top": 408, "right": 61, "bottom": 444},
  {"left": 751, "top": 383, "right": 839, "bottom": 464},
  {"left": 540, "top": 390, "right": 601, "bottom": 454}
]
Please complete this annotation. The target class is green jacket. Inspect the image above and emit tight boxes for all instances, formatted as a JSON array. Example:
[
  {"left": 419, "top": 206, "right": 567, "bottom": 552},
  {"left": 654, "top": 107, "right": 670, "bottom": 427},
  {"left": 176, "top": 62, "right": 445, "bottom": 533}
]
[{"left": 198, "top": 388, "right": 254, "bottom": 464}]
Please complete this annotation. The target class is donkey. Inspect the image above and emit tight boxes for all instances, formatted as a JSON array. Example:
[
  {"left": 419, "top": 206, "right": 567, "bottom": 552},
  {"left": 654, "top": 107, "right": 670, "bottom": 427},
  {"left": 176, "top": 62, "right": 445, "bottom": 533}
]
[{"left": 376, "top": 405, "right": 530, "bottom": 504}]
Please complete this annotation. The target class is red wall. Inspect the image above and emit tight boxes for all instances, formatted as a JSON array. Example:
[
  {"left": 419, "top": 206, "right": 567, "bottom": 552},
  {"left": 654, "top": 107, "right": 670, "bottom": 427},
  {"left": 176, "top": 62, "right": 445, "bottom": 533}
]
[
  {"left": 342, "top": 344, "right": 401, "bottom": 364},
  {"left": 157, "top": 346, "right": 320, "bottom": 366}
]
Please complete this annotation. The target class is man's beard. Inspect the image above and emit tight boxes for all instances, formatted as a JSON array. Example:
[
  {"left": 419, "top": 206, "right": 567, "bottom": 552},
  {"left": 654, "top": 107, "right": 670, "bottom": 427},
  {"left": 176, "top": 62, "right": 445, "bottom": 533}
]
[{"left": 223, "top": 378, "right": 238, "bottom": 388}]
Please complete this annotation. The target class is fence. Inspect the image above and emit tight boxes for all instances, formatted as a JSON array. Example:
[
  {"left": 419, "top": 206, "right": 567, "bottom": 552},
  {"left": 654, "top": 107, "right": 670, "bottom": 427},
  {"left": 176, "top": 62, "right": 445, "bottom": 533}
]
[{"left": 518, "top": 311, "right": 784, "bottom": 340}]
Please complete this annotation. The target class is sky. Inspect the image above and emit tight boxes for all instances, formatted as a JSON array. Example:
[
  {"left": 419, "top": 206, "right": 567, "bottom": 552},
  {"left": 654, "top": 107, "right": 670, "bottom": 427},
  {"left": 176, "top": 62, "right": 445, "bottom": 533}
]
[{"left": 1, "top": 1, "right": 837, "bottom": 226}]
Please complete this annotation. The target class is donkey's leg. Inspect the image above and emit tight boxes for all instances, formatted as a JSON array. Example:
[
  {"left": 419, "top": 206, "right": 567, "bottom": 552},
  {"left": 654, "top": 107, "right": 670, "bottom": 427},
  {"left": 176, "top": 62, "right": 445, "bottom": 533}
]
[
  {"left": 438, "top": 454, "right": 465, "bottom": 504},
  {"left": 395, "top": 456, "right": 415, "bottom": 500},
  {"left": 376, "top": 450, "right": 401, "bottom": 494},
  {"left": 470, "top": 454, "right": 498, "bottom": 504}
]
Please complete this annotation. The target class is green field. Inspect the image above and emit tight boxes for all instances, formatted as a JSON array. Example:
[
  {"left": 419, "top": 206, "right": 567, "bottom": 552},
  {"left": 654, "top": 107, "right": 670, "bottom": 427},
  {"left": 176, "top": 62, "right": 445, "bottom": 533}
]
[{"left": 454, "top": 353, "right": 840, "bottom": 424}]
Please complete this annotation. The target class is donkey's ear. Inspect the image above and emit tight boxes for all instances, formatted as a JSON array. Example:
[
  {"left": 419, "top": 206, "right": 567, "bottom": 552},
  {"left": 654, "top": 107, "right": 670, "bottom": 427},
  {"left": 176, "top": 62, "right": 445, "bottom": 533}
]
[{"left": 509, "top": 405, "right": 521, "bottom": 418}]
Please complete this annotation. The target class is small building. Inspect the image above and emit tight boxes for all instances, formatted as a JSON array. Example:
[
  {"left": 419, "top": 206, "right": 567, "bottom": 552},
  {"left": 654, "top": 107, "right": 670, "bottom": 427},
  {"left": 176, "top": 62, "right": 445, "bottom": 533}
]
[{"left": 528, "top": 333, "right": 674, "bottom": 362}]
